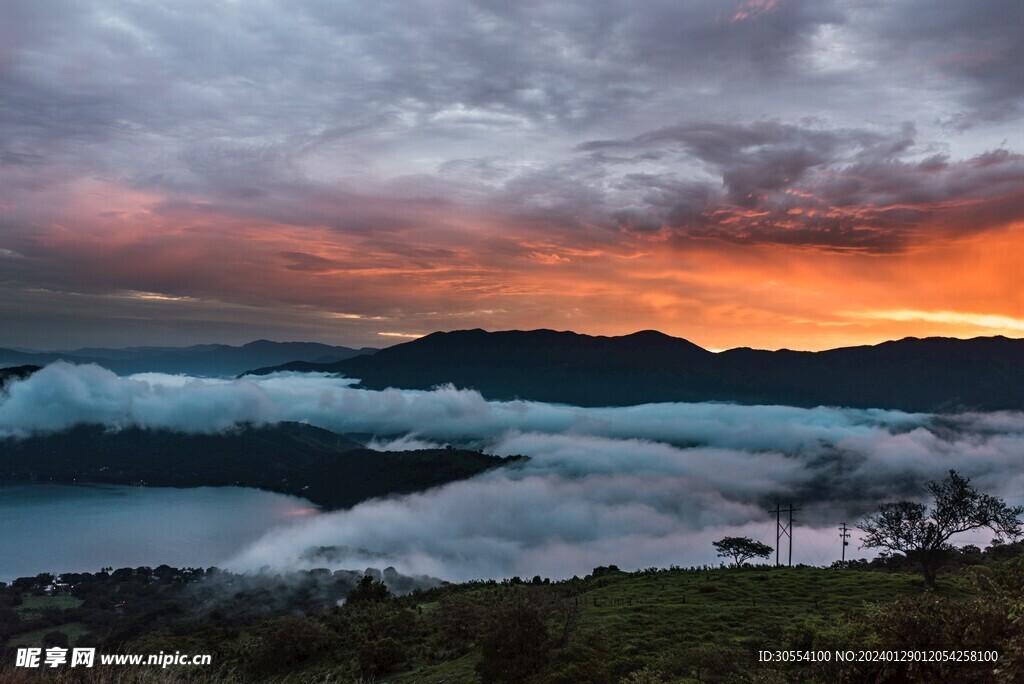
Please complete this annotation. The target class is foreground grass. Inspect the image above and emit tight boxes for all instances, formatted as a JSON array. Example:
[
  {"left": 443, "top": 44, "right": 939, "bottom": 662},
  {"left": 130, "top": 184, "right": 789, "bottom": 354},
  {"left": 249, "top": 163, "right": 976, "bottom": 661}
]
[
  {"left": 580, "top": 565, "right": 940, "bottom": 658},
  {"left": 0, "top": 565, "right": 991, "bottom": 683},
  {"left": 390, "top": 565, "right": 956, "bottom": 683}
]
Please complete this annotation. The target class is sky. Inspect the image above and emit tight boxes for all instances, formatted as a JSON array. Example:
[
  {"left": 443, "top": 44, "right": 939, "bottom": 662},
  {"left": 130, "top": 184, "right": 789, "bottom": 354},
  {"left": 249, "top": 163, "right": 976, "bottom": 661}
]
[
  {"left": 1, "top": 0, "right": 1023, "bottom": 350},
  {"left": 4, "top": 365, "right": 1021, "bottom": 577}
]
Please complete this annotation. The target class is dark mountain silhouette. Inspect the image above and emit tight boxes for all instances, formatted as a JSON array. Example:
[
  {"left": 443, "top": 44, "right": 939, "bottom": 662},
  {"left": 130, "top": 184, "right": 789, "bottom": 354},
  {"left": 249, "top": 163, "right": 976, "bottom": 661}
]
[
  {"left": 0, "top": 365, "right": 41, "bottom": 391},
  {"left": 0, "top": 421, "right": 520, "bottom": 510},
  {"left": 0, "top": 340, "right": 378, "bottom": 377},
  {"left": 245, "top": 329, "right": 1024, "bottom": 412}
]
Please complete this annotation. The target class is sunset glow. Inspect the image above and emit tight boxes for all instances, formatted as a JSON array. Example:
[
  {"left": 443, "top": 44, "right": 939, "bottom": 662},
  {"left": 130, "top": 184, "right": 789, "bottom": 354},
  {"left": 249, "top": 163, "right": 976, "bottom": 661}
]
[{"left": 1, "top": 0, "right": 1022, "bottom": 350}]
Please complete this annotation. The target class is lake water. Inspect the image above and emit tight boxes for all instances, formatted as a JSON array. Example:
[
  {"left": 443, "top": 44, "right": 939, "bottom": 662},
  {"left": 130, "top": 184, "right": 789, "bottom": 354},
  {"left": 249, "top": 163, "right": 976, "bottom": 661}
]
[{"left": 0, "top": 484, "right": 319, "bottom": 581}]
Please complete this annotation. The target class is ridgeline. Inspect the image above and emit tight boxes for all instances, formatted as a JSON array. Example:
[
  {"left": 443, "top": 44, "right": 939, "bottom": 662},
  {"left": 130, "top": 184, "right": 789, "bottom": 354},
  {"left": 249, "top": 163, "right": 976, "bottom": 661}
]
[{"left": 246, "top": 329, "right": 1024, "bottom": 412}]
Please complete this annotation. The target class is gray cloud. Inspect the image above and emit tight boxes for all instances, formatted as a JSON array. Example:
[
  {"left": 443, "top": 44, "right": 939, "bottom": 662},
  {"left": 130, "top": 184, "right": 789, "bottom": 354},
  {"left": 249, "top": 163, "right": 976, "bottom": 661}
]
[
  {"left": 863, "top": 0, "right": 1024, "bottom": 108},
  {"left": 2, "top": 0, "right": 1024, "bottom": 344},
  {"left": 577, "top": 121, "right": 1024, "bottom": 251}
]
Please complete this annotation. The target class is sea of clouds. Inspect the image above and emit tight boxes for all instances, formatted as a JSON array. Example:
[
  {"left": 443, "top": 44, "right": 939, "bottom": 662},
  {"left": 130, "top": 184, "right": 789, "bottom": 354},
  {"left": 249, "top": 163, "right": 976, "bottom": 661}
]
[{"left": 3, "top": 362, "right": 1024, "bottom": 580}]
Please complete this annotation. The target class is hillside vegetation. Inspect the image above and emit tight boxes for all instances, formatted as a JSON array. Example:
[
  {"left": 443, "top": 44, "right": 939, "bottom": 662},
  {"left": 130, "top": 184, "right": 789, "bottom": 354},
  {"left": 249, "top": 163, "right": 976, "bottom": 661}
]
[
  {"left": 2, "top": 545, "right": 1022, "bottom": 683},
  {"left": 0, "top": 422, "right": 523, "bottom": 510}
]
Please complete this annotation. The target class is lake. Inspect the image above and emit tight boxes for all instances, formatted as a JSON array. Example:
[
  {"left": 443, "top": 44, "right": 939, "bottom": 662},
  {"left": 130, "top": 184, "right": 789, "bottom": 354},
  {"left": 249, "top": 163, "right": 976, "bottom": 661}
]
[{"left": 0, "top": 483, "right": 319, "bottom": 581}]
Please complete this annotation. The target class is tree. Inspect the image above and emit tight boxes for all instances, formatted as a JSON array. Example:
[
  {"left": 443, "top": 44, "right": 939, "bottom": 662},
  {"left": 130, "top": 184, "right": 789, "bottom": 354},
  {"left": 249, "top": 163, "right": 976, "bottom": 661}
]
[
  {"left": 346, "top": 575, "right": 391, "bottom": 605},
  {"left": 712, "top": 536, "right": 773, "bottom": 567},
  {"left": 858, "top": 470, "right": 1024, "bottom": 587}
]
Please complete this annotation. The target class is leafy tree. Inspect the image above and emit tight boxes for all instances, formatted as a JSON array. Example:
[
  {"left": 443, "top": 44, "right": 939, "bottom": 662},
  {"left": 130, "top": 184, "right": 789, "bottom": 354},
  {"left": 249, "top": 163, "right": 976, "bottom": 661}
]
[
  {"left": 590, "top": 565, "right": 622, "bottom": 578},
  {"left": 712, "top": 536, "right": 773, "bottom": 567},
  {"left": 858, "top": 470, "right": 1024, "bottom": 587},
  {"left": 346, "top": 575, "right": 391, "bottom": 604}
]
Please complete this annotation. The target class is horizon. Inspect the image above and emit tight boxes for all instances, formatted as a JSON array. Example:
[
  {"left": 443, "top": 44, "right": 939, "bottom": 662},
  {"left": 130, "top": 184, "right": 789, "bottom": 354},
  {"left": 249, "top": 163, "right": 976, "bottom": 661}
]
[
  {"left": 5, "top": 326, "right": 1024, "bottom": 356},
  {"left": 2, "top": 1, "right": 1023, "bottom": 351}
]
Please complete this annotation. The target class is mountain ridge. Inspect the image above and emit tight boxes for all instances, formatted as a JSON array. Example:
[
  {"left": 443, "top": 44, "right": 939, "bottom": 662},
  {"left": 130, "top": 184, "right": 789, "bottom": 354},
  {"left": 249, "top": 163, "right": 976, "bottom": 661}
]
[{"left": 243, "top": 329, "right": 1024, "bottom": 412}]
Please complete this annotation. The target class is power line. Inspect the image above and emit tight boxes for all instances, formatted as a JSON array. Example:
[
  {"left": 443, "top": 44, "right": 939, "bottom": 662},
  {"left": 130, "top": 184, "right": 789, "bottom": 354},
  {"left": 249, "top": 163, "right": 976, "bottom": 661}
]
[{"left": 794, "top": 535, "right": 824, "bottom": 567}]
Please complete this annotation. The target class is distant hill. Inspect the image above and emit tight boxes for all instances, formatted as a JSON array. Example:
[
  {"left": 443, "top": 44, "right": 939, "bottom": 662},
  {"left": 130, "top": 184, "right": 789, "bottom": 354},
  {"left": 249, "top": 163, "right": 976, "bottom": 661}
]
[
  {"left": 0, "top": 365, "right": 41, "bottom": 391},
  {"left": 0, "top": 421, "right": 521, "bottom": 510},
  {"left": 244, "top": 329, "right": 1024, "bottom": 412},
  {"left": 0, "top": 340, "right": 378, "bottom": 377}
]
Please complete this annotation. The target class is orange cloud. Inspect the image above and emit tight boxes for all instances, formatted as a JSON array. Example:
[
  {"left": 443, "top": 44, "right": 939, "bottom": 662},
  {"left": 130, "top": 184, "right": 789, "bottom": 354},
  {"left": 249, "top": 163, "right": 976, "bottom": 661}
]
[{"left": 6, "top": 169, "right": 1023, "bottom": 350}]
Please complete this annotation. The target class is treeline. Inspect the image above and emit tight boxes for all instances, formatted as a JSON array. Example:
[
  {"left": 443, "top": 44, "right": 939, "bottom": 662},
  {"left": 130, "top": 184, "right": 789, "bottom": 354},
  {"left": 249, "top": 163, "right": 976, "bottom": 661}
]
[{"left": 0, "top": 564, "right": 441, "bottom": 652}]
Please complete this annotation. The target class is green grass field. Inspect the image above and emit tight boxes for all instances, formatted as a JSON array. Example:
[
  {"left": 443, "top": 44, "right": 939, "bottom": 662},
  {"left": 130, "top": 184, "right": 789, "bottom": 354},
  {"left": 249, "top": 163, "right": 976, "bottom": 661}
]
[
  {"left": 389, "top": 565, "right": 958, "bottom": 683},
  {"left": 581, "top": 565, "right": 942, "bottom": 651},
  {"left": 14, "top": 595, "right": 83, "bottom": 618}
]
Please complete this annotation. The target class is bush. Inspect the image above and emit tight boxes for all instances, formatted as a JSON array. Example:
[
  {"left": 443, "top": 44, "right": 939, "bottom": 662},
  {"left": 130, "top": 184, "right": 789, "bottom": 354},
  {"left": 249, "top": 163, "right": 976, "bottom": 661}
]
[
  {"left": 357, "top": 636, "right": 405, "bottom": 677},
  {"left": 808, "top": 594, "right": 1014, "bottom": 682},
  {"left": 543, "top": 630, "right": 616, "bottom": 684},
  {"left": 242, "top": 615, "right": 338, "bottom": 675},
  {"left": 678, "top": 644, "right": 745, "bottom": 683},
  {"left": 476, "top": 594, "right": 552, "bottom": 683}
]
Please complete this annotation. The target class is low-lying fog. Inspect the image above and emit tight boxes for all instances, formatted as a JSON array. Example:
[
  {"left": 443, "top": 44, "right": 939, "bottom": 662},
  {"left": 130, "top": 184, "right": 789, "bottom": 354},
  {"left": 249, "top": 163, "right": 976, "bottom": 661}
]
[{"left": 3, "top": 362, "right": 1022, "bottom": 580}]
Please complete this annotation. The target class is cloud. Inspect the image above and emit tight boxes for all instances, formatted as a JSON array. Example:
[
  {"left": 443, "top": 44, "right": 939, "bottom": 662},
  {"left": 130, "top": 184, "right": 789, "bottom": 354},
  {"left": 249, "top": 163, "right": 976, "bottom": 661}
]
[
  {"left": 578, "top": 121, "right": 1024, "bottom": 252},
  {"left": 862, "top": 0, "right": 1024, "bottom": 108},
  {"left": 852, "top": 310, "right": 1024, "bottom": 334},
  {"left": 1, "top": 1, "right": 1024, "bottom": 348},
  {"left": 0, "top": 363, "right": 284, "bottom": 435},
  {"left": 4, "top": 364, "right": 1024, "bottom": 579}
]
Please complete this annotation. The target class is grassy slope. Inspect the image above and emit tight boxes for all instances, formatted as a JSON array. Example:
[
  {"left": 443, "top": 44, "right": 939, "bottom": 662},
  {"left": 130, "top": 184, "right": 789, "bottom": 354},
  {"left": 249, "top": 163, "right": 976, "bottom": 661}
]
[
  {"left": 393, "top": 566, "right": 949, "bottom": 683},
  {"left": 581, "top": 566, "right": 938, "bottom": 650},
  {"left": 16, "top": 596, "right": 83, "bottom": 615},
  {"left": 10, "top": 596, "right": 86, "bottom": 648},
  {"left": 0, "top": 566, "right": 986, "bottom": 682}
]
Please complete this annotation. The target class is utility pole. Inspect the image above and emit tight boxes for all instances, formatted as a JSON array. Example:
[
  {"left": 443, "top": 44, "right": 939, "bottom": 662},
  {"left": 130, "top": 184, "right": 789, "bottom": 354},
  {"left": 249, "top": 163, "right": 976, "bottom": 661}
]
[
  {"left": 839, "top": 522, "right": 850, "bottom": 563},
  {"left": 772, "top": 502, "right": 781, "bottom": 566},
  {"left": 769, "top": 503, "right": 800, "bottom": 567}
]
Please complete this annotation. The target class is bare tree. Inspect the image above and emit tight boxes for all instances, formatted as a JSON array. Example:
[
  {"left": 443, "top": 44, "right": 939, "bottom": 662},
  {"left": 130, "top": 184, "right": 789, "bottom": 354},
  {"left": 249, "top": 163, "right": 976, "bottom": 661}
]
[
  {"left": 712, "top": 536, "right": 773, "bottom": 567},
  {"left": 858, "top": 470, "right": 1023, "bottom": 587}
]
